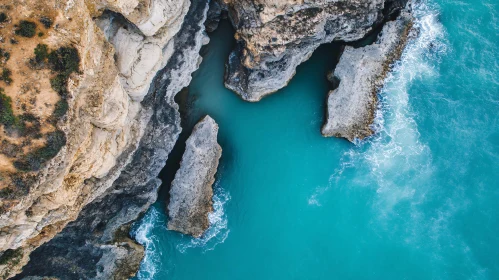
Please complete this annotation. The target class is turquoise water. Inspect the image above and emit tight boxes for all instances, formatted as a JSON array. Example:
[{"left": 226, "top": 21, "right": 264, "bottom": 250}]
[{"left": 132, "top": 0, "right": 499, "bottom": 279}]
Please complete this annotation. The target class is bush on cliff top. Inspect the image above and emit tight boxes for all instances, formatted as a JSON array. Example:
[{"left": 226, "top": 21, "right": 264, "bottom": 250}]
[
  {"left": 14, "top": 130, "right": 67, "bottom": 171},
  {"left": 48, "top": 47, "right": 80, "bottom": 76},
  {"left": 0, "top": 13, "right": 7, "bottom": 23},
  {"left": 15, "top": 20, "right": 37, "bottom": 38},
  {"left": 0, "top": 88, "right": 17, "bottom": 127},
  {"left": 1, "top": 67, "right": 12, "bottom": 85}
]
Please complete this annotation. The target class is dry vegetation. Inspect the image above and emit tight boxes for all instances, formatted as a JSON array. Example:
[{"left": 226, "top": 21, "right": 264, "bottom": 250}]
[{"left": 0, "top": 3, "right": 79, "bottom": 202}]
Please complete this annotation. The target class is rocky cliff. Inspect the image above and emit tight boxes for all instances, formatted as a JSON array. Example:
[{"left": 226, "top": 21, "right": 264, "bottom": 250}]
[
  {"left": 168, "top": 115, "right": 222, "bottom": 238},
  {"left": 0, "top": 0, "right": 209, "bottom": 278},
  {"left": 222, "top": 0, "right": 408, "bottom": 101}
]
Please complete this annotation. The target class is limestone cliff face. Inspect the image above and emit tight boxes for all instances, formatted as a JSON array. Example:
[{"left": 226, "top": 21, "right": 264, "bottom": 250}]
[
  {"left": 0, "top": 0, "right": 198, "bottom": 278},
  {"left": 13, "top": 0, "right": 210, "bottom": 278},
  {"left": 223, "top": 0, "right": 407, "bottom": 101},
  {"left": 168, "top": 115, "right": 222, "bottom": 238}
]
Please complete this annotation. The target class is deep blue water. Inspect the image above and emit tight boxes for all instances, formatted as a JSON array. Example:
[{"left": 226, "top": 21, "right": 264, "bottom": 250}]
[{"left": 131, "top": 0, "right": 499, "bottom": 279}]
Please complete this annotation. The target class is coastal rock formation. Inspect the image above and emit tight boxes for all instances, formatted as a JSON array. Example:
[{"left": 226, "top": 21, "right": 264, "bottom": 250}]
[
  {"left": 0, "top": 0, "right": 209, "bottom": 278},
  {"left": 322, "top": 12, "right": 413, "bottom": 142},
  {"left": 223, "top": 0, "right": 408, "bottom": 101},
  {"left": 11, "top": 0, "right": 210, "bottom": 279},
  {"left": 168, "top": 116, "right": 222, "bottom": 238},
  {"left": 0, "top": 0, "right": 416, "bottom": 278}
]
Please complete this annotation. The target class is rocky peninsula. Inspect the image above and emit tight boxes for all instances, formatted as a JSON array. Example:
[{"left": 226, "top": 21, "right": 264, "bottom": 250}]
[{"left": 322, "top": 12, "right": 414, "bottom": 141}]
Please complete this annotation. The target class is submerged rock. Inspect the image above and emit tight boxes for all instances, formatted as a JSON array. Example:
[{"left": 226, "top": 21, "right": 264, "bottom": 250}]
[
  {"left": 223, "top": 0, "right": 408, "bottom": 101},
  {"left": 322, "top": 12, "right": 414, "bottom": 142},
  {"left": 168, "top": 116, "right": 222, "bottom": 238}
]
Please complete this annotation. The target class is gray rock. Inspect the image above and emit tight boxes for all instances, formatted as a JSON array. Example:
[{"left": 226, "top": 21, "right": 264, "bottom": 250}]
[
  {"left": 223, "top": 0, "right": 409, "bottom": 101},
  {"left": 322, "top": 12, "right": 414, "bottom": 142},
  {"left": 168, "top": 116, "right": 222, "bottom": 238}
]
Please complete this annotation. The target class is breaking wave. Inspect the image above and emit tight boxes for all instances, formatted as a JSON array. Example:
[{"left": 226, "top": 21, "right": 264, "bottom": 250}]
[
  {"left": 309, "top": 0, "right": 447, "bottom": 210},
  {"left": 177, "top": 184, "right": 231, "bottom": 253},
  {"left": 131, "top": 208, "right": 164, "bottom": 280}
]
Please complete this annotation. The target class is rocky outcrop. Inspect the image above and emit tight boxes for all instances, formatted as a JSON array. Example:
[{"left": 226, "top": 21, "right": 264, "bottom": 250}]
[
  {"left": 168, "top": 116, "right": 222, "bottom": 238},
  {"left": 223, "top": 0, "right": 408, "bottom": 101},
  {"left": 0, "top": 0, "right": 210, "bottom": 278},
  {"left": 322, "top": 12, "right": 413, "bottom": 142}
]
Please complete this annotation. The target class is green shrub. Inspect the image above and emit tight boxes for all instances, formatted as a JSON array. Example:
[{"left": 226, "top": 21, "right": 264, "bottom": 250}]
[
  {"left": 48, "top": 47, "right": 80, "bottom": 75},
  {"left": 34, "top": 44, "right": 49, "bottom": 63},
  {"left": 50, "top": 74, "right": 67, "bottom": 95},
  {"left": 0, "top": 248, "right": 23, "bottom": 266},
  {"left": 0, "top": 89, "right": 17, "bottom": 126},
  {"left": 15, "top": 20, "right": 37, "bottom": 38},
  {"left": 38, "top": 32, "right": 44, "bottom": 37},
  {"left": 1, "top": 68, "right": 12, "bottom": 85},
  {"left": 0, "top": 13, "right": 7, "bottom": 23},
  {"left": 13, "top": 130, "right": 66, "bottom": 171},
  {"left": 53, "top": 99, "right": 68, "bottom": 118}
]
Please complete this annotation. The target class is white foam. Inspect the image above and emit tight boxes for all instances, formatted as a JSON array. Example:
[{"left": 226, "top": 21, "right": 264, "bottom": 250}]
[
  {"left": 176, "top": 183, "right": 231, "bottom": 253},
  {"left": 130, "top": 208, "right": 164, "bottom": 280},
  {"left": 309, "top": 0, "right": 447, "bottom": 209}
]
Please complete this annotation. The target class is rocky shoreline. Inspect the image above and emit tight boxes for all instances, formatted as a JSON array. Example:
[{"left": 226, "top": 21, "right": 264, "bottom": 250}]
[{"left": 0, "top": 0, "right": 416, "bottom": 278}]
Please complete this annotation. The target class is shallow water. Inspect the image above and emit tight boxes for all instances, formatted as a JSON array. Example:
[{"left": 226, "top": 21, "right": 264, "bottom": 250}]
[{"left": 131, "top": 0, "right": 499, "bottom": 279}]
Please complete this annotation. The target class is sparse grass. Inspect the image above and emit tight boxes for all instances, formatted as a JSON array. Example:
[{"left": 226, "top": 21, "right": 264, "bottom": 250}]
[
  {"left": 39, "top": 16, "right": 52, "bottom": 28},
  {"left": 15, "top": 20, "right": 37, "bottom": 38}
]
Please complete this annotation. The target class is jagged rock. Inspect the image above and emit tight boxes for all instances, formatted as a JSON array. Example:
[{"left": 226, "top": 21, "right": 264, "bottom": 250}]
[
  {"left": 168, "top": 116, "right": 222, "bottom": 238},
  {"left": 2, "top": 0, "right": 210, "bottom": 279},
  {"left": 223, "top": 0, "right": 408, "bottom": 101},
  {"left": 322, "top": 12, "right": 414, "bottom": 142}
]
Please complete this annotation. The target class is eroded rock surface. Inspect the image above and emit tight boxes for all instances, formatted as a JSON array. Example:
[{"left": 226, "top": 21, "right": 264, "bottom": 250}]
[
  {"left": 0, "top": 0, "right": 210, "bottom": 278},
  {"left": 223, "top": 0, "right": 408, "bottom": 101},
  {"left": 168, "top": 116, "right": 222, "bottom": 238},
  {"left": 322, "top": 12, "right": 413, "bottom": 142}
]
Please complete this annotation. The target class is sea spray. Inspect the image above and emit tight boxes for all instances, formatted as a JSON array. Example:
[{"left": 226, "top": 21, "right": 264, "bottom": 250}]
[
  {"left": 308, "top": 0, "right": 447, "bottom": 212},
  {"left": 176, "top": 183, "right": 231, "bottom": 253},
  {"left": 131, "top": 208, "right": 165, "bottom": 280}
]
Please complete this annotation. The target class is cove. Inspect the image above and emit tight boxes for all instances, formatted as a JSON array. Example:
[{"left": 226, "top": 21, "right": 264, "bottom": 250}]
[{"left": 132, "top": 0, "right": 499, "bottom": 278}]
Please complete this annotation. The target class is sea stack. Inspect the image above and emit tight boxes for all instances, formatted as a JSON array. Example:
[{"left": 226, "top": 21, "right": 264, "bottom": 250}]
[
  {"left": 168, "top": 116, "right": 222, "bottom": 237},
  {"left": 322, "top": 12, "right": 414, "bottom": 142}
]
